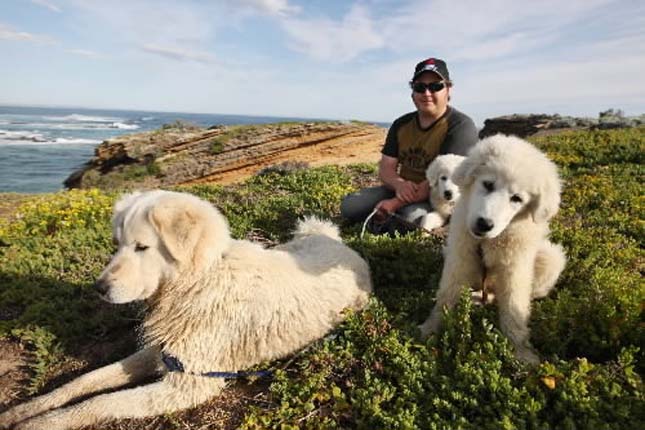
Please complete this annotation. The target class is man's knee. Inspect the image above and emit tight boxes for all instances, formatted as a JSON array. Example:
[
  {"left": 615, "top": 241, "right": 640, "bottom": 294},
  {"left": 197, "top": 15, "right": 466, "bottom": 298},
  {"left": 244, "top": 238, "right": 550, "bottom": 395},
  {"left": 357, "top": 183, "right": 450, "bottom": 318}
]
[
  {"left": 340, "top": 186, "right": 392, "bottom": 222},
  {"left": 340, "top": 193, "right": 369, "bottom": 222}
]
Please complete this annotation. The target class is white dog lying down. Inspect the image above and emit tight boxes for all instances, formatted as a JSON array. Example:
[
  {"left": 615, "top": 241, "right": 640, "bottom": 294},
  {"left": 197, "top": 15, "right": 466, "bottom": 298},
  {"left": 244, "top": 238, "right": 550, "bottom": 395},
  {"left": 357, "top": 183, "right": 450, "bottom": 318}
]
[
  {"left": 419, "top": 135, "right": 566, "bottom": 363},
  {"left": 0, "top": 190, "right": 372, "bottom": 430},
  {"left": 421, "top": 154, "right": 466, "bottom": 230}
]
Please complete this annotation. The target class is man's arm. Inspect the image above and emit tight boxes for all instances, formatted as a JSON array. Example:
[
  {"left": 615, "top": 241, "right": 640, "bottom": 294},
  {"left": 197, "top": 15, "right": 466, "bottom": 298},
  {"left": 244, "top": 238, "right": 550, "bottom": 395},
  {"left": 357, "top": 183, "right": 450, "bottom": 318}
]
[
  {"left": 378, "top": 155, "right": 418, "bottom": 203},
  {"left": 376, "top": 178, "right": 429, "bottom": 215}
]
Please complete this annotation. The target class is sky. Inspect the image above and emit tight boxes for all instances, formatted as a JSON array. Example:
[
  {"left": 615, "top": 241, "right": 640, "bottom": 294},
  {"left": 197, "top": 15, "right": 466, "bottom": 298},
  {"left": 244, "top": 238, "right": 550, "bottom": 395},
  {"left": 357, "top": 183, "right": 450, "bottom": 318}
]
[{"left": 1, "top": 0, "right": 644, "bottom": 126}]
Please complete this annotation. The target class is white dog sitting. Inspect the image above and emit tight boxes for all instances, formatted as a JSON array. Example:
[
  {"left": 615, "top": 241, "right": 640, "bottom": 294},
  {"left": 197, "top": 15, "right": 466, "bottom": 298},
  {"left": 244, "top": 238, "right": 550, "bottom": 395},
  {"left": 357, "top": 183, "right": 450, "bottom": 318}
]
[
  {"left": 0, "top": 190, "right": 372, "bottom": 430},
  {"left": 421, "top": 154, "right": 466, "bottom": 230},
  {"left": 419, "top": 135, "right": 566, "bottom": 363}
]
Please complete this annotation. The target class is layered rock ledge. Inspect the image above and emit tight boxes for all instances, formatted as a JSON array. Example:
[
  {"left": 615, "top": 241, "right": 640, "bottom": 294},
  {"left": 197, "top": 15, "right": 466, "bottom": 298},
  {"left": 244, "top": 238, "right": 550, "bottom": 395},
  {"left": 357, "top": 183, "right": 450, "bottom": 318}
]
[{"left": 65, "top": 121, "right": 386, "bottom": 190}]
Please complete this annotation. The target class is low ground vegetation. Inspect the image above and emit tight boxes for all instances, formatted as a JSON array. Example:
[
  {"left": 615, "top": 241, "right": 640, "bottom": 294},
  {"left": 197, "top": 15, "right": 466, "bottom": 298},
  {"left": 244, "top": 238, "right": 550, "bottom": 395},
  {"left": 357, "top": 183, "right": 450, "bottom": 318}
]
[{"left": 0, "top": 128, "right": 642, "bottom": 429}]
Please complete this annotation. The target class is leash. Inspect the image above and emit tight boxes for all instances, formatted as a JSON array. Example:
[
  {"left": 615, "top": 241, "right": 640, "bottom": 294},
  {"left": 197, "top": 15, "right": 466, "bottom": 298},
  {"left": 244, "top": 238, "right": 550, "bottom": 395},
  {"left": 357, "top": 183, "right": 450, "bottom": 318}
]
[
  {"left": 161, "top": 352, "right": 272, "bottom": 379},
  {"left": 476, "top": 244, "right": 491, "bottom": 304},
  {"left": 360, "top": 208, "right": 380, "bottom": 238},
  {"left": 360, "top": 208, "right": 435, "bottom": 239}
]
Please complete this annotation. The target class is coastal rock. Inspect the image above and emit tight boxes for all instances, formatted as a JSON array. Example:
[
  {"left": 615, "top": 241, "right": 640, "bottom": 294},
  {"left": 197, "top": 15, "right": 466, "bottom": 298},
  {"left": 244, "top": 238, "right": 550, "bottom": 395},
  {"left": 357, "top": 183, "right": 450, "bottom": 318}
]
[
  {"left": 64, "top": 121, "right": 386, "bottom": 190},
  {"left": 479, "top": 110, "right": 644, "bottom": 139},
  {"left": 479, "top": 114, "right": 594, "bottom": 138}
]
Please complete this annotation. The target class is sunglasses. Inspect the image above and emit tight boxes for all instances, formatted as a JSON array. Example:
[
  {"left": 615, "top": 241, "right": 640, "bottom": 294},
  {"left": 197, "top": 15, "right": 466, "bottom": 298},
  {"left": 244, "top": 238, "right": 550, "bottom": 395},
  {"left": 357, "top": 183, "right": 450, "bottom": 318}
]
[{"left": 411, "top": 81, "right": 446, "bottom": 93}]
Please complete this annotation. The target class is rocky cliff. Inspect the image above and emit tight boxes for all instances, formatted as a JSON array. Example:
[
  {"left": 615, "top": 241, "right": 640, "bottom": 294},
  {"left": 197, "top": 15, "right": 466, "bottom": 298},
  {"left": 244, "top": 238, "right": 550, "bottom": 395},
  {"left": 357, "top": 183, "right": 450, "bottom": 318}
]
[
  {"left": 64, "top": 121, "right": 386, "bottom": 190},
  {"left": 479, "top": 110, "right": 644, "bottom": 138}
]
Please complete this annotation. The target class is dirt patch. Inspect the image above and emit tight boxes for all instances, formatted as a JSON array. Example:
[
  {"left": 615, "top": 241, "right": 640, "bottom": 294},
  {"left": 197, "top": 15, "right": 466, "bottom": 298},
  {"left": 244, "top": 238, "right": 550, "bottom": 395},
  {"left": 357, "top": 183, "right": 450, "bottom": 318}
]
[{"left": 0, "top": 339, "right": 29, "bottom": 409}]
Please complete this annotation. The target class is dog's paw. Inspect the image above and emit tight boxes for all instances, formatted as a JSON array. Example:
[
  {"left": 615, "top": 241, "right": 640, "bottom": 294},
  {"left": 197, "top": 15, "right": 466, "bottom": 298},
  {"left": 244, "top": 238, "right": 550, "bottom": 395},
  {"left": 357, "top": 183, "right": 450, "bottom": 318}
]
[
  {"left": 15, "top": 417, "right": 46, "bottom": 430},
  {"left": 0, "top": 405, "right": 32, "bottom": 429},
  {"left": 417, "top": 317, "right": 440, "bottom": 339},
  {"left": 420, "top": 213, "right": 444, "bottom": 231},
  {"left": 515, "top": 346, "right": 540, "bottom": 365},
  {"left": 14, "top": 411, "right": 65, "bottom": 430}
]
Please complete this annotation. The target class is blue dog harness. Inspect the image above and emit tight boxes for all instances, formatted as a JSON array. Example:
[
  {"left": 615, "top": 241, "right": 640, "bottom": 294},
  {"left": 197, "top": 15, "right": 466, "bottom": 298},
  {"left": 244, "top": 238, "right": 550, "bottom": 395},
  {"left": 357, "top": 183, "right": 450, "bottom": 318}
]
[{"left": 161, "top": 351, "right": 272, "bottom": 379}]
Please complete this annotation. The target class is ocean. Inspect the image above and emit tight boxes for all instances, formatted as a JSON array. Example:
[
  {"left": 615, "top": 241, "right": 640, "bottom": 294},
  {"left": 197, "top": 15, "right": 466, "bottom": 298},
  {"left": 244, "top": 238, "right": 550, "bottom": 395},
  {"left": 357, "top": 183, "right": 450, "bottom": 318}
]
[{"left": 0, "top": 105, "right": 336, "bottom": 193}]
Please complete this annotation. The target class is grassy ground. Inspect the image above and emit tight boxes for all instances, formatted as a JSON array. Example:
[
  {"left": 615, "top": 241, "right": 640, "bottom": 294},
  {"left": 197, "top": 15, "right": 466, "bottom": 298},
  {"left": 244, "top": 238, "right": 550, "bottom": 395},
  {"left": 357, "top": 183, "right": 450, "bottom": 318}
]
[{"left": 0, "top": 128, "right": 643, "bottom": 429}]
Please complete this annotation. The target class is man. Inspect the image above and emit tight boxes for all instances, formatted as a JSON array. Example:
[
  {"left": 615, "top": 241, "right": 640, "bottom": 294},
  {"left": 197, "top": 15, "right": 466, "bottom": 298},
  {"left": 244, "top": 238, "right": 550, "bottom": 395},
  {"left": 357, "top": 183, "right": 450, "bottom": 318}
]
[{"left": 340, "top": 57, "right": 478, "bottom": 231}]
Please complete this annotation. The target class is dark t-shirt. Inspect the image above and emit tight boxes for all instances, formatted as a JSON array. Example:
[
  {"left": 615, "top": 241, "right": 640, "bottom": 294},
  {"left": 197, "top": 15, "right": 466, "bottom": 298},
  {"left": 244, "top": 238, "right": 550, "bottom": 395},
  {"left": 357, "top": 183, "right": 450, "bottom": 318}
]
[{"left": 381, "top": 107, "right": 478, "bottom": 182}]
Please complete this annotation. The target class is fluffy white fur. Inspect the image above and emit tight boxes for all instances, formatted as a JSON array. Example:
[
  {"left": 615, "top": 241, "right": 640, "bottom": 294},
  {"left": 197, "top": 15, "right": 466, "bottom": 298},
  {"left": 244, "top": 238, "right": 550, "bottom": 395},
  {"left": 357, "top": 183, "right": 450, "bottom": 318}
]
[
  {"left": 0, "top": 190, "right": 372, "bottom": 430},
  {"left": 418, "top": 135, "right": 566, "bottom": 363},
  {"left": 421, "top": 154, "right": 466, "bottom": 230}
]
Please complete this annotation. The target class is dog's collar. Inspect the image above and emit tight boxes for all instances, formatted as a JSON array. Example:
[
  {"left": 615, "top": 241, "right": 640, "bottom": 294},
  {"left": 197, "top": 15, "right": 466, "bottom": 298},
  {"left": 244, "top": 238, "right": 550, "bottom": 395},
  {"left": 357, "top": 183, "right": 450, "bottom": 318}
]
[{"left": 161, "top": 351, "right": 271, "bottom": 379}]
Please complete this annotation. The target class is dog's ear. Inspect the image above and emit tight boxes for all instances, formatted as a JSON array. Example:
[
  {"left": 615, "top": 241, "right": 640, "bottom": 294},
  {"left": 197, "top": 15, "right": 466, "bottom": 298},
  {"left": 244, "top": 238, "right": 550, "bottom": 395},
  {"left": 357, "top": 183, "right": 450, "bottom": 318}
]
[
  {"left": 425, "top": 161, "right": 440, "bottom": 185},
  {"left": 452, "top": 146, "right": 483, "bottom": 187},
  {"left": 112, "top": 191, "right": 144, "bottom": 243},
  {"left": 148, "top": 201, "right": 203, "bottom": 265},
  {"left": 531, "top": 169, "right": 562, "bottom": 223},
  {"left": 114, "top": 191, "right": 143, "bottom": 215}
]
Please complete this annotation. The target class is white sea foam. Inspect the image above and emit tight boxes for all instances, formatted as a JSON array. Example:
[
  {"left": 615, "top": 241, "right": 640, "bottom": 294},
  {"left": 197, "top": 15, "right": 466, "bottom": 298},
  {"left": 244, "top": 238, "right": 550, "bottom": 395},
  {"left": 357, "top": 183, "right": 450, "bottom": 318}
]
[
  {"left": 111, "top": 122, "right": 139, "bottom": 130},
  {"left": 4, "top": 122, "right": 139, "bottom": 131},
  {"left": 0, "top": 129, "right": 100, "bottom": 145},
  {"left": 54, "top": 137, "right": 102, "bottom": 144},
  {"left": 0, "top": 129, "right": 47, "bottom": 142},
  {"left": 42, "top": 114, "right": 122, "bottom": 122}
]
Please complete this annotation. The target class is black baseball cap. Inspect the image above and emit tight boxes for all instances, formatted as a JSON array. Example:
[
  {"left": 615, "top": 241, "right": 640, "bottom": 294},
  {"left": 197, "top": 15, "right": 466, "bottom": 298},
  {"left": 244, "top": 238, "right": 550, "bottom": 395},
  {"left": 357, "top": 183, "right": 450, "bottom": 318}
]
[{"left": 412, "top": 58, "right": 450, "bottom": 82}]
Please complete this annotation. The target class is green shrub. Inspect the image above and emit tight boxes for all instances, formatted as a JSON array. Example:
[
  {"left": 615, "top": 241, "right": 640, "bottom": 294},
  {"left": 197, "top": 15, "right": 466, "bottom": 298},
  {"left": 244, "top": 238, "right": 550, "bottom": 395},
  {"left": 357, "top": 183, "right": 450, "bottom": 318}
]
[{"left": 209, "top": 138, "right": 225, "bottom": 154}]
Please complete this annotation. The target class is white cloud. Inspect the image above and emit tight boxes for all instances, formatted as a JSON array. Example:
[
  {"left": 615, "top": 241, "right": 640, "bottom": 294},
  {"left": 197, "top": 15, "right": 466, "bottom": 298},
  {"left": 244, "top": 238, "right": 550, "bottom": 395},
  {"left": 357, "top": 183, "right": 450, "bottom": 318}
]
[
  {"left": 273, "top": 0, "right": 621, "bottom": 64},
  {"left": 449, "top": 31, "right": 558, "bottom": 62},
  {"left": 65, "top": 0, "right": 222, "bottom": 67},
  {"left": 237, "top": 0, "right": 300, "bottom": 16},
  {"left": 140, "top": 43, "right": 216, "bottom": 64},
  {"left": 0, "top": 23, "right": 56, "bottom": 44},
  {"left": 380, "top": 0, "right": 616, "bottom": 59},
  {"left": 30, "top": 0, "right": 62, "bottom": 13},
  {"left": 68, "top": 1, "right": 217, "bottom": 46},
  {"left": 65, "top": 48, "right": 102, "bottom": 59},
  {"left": 281, "top": 4, "right": 384, "bottom": 62}
]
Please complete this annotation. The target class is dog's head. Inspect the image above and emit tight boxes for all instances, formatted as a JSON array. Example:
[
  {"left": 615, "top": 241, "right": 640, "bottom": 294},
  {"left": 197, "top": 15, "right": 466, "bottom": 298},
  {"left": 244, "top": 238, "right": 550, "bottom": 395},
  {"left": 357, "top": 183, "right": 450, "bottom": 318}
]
[
  {"left": 453, "top": 134, "right": 561, "bottom": 239},
  {"left": 425, "top": 154, "right": 466, "bottom": 204},
  {"left": 95, "top": 190, "right": 231, "bottom": 304}
]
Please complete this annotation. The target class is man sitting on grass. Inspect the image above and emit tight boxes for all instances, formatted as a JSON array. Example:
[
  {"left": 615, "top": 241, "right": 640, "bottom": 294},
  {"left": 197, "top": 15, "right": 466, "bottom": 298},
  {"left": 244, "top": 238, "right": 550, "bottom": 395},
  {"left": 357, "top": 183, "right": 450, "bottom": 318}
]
[{"left": 340, "top": 57, "right": 478, "bottom": 234}]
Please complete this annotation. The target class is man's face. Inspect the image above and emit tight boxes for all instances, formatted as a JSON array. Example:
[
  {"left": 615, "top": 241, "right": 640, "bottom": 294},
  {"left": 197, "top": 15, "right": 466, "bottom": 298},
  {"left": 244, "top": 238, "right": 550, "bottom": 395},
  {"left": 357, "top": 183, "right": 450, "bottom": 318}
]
[{"left": 411, "top": 72, "right": 450, "bottom": 119}]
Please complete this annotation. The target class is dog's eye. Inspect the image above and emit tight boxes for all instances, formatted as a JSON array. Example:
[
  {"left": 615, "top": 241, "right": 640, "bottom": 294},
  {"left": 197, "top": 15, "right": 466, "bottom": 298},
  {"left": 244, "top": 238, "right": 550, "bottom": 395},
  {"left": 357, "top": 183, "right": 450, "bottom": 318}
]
[
  {"left": 510, "top": 194, "right": 523, "bottom": 204},
  {"left": 135, "top": 243, "right": 149, "bottom": 252},
  {"left": 482, "top": 181, "right": 494, "bottom": 192},
  {"left": 440, "top": 176, "right": 447, "bottom": 181}
]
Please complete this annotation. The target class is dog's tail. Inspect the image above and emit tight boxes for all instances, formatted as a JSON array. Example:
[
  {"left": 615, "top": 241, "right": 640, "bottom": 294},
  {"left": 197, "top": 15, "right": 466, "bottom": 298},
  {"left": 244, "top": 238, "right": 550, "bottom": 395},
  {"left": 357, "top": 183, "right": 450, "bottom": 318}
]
[{"left": 294, "top": 216, "right": 342, "bottom": 241}]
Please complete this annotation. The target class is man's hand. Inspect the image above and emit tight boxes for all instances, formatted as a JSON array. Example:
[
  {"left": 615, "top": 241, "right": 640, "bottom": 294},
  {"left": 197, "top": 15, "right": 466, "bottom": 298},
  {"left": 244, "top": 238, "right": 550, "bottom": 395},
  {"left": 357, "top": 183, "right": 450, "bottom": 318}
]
[
  {"left": 394, "top": 180, "right": 418, "bottom": 203},
  {"left": 412, "top": 180, "right": 430, "bottom": 202},
  {"left": 375, "top": 197, "right": 405, "bottom": 218}
]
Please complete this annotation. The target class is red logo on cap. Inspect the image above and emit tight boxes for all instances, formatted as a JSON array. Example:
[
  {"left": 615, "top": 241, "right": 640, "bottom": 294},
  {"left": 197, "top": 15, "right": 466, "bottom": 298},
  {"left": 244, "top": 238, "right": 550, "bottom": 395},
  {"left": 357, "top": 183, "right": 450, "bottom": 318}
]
[{"left": 425, "top": 59, "right": 435, "bottom": 65}]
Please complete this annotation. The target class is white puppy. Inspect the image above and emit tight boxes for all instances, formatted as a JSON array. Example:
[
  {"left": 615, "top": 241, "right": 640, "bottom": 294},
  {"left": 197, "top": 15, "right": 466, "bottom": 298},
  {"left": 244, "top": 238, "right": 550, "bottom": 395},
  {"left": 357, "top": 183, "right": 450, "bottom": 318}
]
[
  {"left": 419, "top": 135, "right": 566, "bottom": 363},
  {"left": 0, "top": 190, "right": 372, "bottom": 430},
  {"left": 421, "top": 154, "right": 466, "bottom": 230}
]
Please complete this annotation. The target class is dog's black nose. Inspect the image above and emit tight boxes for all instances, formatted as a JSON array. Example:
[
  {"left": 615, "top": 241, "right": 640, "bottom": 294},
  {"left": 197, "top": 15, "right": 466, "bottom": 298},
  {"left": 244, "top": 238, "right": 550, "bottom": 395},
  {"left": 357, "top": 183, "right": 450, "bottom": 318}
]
[
  {"left": 444, "top": 190, "right": 453, "bottom": 200},
  {"left": 476, "top": 217, "right": 494, "bottom": 233},
  {"left": 93, "top": 279, "right": 110, "bottom": 295}
]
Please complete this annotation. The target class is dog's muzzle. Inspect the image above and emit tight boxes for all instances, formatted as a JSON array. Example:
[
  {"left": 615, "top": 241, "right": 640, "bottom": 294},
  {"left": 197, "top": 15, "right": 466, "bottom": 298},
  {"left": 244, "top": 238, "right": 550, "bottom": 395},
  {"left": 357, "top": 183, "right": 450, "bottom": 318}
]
[
  {"left": 473, "top": 217, "right": 494, "bottom": 236},
  {"left": 444, "top": 190, "right": 453, "bottom": 201},
  {"left": 93, "top": 279, "right": 110, "bottom": 296}
]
